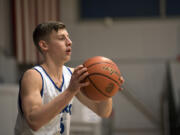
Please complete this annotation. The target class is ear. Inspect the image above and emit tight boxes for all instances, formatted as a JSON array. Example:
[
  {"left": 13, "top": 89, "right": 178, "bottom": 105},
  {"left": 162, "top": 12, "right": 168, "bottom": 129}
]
[{"left": 39, "top": 40, "right": 48, "bottom": 52}]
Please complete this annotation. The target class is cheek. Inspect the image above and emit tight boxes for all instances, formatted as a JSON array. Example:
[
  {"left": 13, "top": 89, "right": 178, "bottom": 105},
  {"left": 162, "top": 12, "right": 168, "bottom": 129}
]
[
  {"left": 51, "top": 42, "right": 65, "bottom": 52},
  {"left": 52, "top": 46, "right": 64, "bottom": 54}
]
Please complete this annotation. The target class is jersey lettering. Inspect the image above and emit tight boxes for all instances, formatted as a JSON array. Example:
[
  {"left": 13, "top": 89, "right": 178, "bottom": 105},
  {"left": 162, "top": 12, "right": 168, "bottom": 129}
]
[
  {"left": 60, "top": 118, "right": 64, "bottom": 134},
  {"left": 59, "top": 104, "right": 72, "bottom": 134},
  {"left": 62, "top": 104, "right": 72, "bottom": 115}
]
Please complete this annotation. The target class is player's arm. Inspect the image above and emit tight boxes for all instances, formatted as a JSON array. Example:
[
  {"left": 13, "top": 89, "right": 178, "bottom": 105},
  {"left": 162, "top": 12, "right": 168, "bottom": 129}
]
[
  {"left": 78, "top": 75, "right": 124, "bottom": 118},
  {"left": 76, "top": 91, "right": 113, "bottom": 118},
  {"left": 21, "top": 66, "right": 88, "bottom": 131},
  {"left": 69, "top": 67, "right": 112, "bottom": 118}
]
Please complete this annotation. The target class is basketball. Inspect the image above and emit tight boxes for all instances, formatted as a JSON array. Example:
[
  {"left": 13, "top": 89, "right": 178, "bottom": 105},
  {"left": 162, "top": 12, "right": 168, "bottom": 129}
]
[{"left": 81, "top": 56, "right": 122, "bottom": 101}]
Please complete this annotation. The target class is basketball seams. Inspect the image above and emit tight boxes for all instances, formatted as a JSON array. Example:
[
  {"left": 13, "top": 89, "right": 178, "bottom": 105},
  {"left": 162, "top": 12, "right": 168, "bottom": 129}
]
[
  {"left": 84, "top": 62, "right": 115, "bottom": 69},
  {"left": 88, "top": 73, "right": 120, "bottom": 86},
  {"left": 87, "top": 77, "right": 111, "bottom": 98},
  {"left": 82, "top": 56, "right": 121, "bottom": 101}
]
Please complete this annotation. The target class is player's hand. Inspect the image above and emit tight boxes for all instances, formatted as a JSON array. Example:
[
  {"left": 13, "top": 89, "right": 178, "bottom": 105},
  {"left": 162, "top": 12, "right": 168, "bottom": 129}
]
[
  {"left": 119, "top": 76, "right": 124, "bottom": 91},
  {"left": 68, "top": 65, "right": 89, "bottom": 93}
]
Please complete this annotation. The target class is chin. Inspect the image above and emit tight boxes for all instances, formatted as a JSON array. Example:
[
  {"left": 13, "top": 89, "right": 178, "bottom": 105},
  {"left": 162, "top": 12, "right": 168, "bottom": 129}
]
[{"left": 64, "top": 56, "right": 71, "bottom": 63}]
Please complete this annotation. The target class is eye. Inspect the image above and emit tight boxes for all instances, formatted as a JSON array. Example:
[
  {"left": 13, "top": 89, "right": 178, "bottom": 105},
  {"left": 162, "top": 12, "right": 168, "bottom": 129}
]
[{"left": 58, "top": 36, "right": 65, "bottom": 40}]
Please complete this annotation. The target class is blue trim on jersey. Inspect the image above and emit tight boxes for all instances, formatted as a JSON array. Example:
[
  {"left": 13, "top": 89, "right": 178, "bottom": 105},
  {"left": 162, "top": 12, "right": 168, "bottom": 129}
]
[
  {"left": 40, "top": 66, "right": 64, "bottom": 92},
  {"left": 66, "top": 67, "right": 72, "bottom": 75},
  {"left": 33, "top": 68, "right": 44, "bottom": 96}
]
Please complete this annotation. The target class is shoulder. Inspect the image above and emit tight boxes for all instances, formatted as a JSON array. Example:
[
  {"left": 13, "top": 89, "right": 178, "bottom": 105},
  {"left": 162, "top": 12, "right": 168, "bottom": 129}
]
[
  {"left": 21, "top": 68, "right": 42, "bottom": 93},
  {"left": 22, "top": 68, "right": 42, "bottom": 82}
]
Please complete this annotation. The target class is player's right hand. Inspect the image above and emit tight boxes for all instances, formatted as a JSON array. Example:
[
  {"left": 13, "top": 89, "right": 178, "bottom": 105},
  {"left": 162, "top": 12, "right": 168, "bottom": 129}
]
[{"left": 68, "top": 65, "right": 89, "bottom": 93}]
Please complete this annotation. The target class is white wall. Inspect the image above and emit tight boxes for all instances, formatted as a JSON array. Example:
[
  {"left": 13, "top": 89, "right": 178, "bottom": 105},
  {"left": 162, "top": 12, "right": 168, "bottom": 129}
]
[
  {"left": 112, "top": 62, "right": 167, "bottom": 135},
  {"left": 60, "top": 0, "right": 180, "bottom": 61}
]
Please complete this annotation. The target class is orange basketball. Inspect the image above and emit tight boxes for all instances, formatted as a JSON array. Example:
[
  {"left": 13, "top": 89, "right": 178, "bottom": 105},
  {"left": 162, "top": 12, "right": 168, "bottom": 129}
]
[{"left": 81, "top": 56, "right": 122, "bottom": 101}]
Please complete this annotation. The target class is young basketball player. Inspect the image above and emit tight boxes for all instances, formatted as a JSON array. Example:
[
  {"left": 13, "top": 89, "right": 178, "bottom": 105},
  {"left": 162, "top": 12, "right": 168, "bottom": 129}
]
[{"left": 15, "top": 21, "right": 124, "bottom": 135}]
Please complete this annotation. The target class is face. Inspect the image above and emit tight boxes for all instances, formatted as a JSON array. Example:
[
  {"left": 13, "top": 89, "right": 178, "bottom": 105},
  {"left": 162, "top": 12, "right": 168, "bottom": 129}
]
[{"left": 46, "top": 29, "right": 72, "bottom": 64}]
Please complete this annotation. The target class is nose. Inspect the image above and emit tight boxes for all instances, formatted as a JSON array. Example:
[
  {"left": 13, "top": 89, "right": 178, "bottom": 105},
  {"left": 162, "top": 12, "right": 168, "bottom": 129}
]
[{"left": 66, "top": 37, "right": 72, "bottom": 46}]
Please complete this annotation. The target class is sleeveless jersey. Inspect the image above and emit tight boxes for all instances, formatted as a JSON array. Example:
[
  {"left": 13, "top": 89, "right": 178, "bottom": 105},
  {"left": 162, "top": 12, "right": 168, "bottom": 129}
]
[{"left": 15, "top": 65, "right": 73, "bottom": 135}]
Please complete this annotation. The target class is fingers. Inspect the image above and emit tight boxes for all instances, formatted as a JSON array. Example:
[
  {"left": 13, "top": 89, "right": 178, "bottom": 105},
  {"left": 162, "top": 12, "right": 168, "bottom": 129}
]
[
  {"left": 119, "top": 87, "right": 124, "bottom": 91},
  {"left": 79, "top": 71, "right": 89, "bottom": 82},
  {"left": 72, "top": 64, "right": 89, "bottom": 85},
  {"left": 78, "top": 67, "right": 88, "bottom": 78},
  {"left": 68, "top": 65, "right": 90, "bottom": 93},
  {"left": 119, "top": 76, "right": 124, "bottom": 91},
  {"left": 120, "top": 76, "right": 124, "bottom": 84},
  {"left": 80, "top": 81, "right": 90, "bottom": 87},
  {"left": 74, "top": 65, "right": 84, "bottom": 73},
  {"left": 74, "top": 65, "right": 88, "bottom": 79}
]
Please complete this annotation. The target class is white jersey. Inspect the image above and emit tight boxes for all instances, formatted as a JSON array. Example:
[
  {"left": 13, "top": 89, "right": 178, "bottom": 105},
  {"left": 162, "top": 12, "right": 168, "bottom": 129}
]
[{"left": 15, "top": 65, "right": 73, "bottom": 135}]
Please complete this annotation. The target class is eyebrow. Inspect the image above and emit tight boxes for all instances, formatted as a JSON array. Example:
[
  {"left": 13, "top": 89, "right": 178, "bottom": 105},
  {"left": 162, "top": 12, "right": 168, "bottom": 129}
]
[{"left": 57, "top": 34, "right": 69, "bottom": 37}]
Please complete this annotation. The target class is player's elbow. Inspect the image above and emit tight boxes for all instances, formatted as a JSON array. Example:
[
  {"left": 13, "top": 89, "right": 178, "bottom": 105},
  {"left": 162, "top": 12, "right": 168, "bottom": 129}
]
[
  {"left": 30, "top": 125, "right": 40, "bottom": 131},
  {"left": 98, "top": 100, "right": 113, "bottom": 118},
  {"left": 97, "top": 108, "right": 112, "bottom": 118},
  {"left": 28, "top": 121, "right": 41, "bottom": 131},
  {"left": 26, "top": 117, "right": 42, "bottom": 131},
  {"left": 32, "top": 124, "right": 42, "bottom": 131},
  {"left": 101, "top": 110, "right": 112, "bottom": 118},
  {"left": 104, "top": 113, "right": 111, "bottom": 118}
]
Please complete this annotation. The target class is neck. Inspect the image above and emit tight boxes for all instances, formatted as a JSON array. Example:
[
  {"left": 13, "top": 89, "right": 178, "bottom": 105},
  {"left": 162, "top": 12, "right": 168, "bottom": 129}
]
[{"left": 41, "top": 60, "right": 63, "bottom": 80}]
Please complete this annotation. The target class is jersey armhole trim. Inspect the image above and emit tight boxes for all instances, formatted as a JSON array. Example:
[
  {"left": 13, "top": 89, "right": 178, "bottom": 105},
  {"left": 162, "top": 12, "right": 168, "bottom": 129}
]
[
  {"left": 66, "top": 67, "right": 72, "bottom": 75},
  {"left": 33, "top": 68, "right": 44, "bottom": 97}
]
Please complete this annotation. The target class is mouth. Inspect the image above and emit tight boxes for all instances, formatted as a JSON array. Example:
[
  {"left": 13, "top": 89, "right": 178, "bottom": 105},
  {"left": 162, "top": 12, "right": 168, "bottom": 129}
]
[{"left": 66, "top": 48, "right": 72, "bottom": 55}]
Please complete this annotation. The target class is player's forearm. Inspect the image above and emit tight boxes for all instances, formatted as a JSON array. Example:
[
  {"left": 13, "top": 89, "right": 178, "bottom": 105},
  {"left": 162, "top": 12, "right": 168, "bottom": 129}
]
[
  {"left": 27, "top": 88, "right": 76, "bottom": 131},
  {"left": 96, "top": 98, "right": 112, "bottom": 118},
  {"left": 76, "top": 91, "right": 112, "bottom": 118}
]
